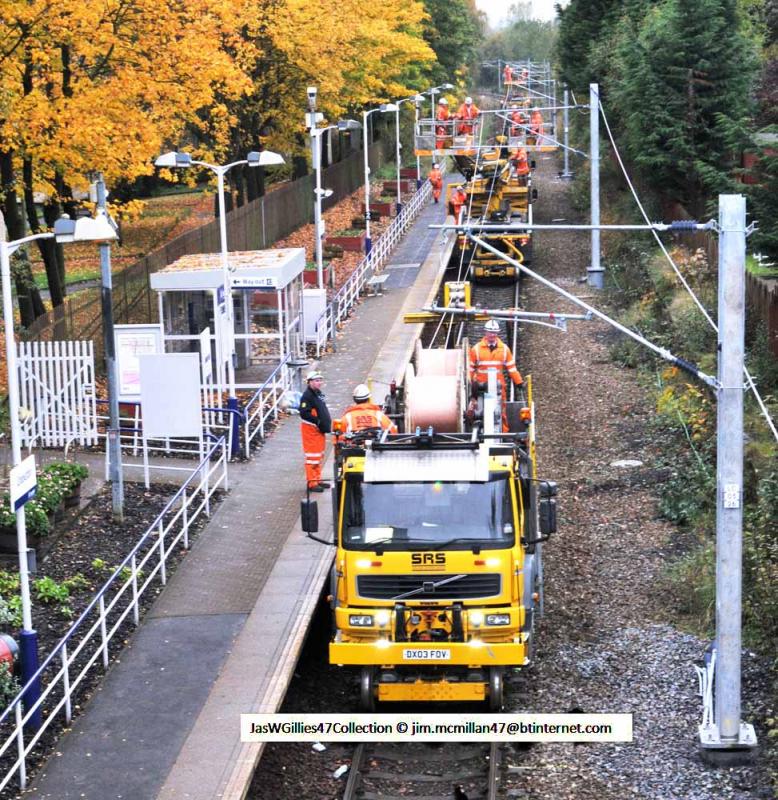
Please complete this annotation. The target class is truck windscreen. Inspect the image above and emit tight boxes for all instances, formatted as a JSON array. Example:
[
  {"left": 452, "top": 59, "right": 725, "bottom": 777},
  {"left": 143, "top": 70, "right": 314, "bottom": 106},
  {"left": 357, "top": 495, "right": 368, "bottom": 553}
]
[{"left": 343, "top": 477, "right": 514, "bottom": 550}]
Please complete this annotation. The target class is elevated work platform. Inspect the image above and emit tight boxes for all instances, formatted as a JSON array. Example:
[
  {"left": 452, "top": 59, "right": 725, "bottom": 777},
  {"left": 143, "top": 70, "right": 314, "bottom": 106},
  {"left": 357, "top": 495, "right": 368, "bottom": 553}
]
[{"left": 28, "top": 177, "right": 459, "bottom": 800}]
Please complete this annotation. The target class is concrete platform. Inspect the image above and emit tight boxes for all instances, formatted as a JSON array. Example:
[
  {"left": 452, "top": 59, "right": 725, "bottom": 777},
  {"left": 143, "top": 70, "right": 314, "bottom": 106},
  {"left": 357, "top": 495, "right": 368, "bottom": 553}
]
[{"left": 27, "top": 178, "right": 457, "bottom": 800}]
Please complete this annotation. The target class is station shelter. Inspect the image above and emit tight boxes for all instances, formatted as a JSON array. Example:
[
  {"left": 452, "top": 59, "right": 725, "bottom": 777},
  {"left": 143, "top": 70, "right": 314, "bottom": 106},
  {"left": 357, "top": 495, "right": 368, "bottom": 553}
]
[{"left": 149, "top": 248, "right": 306, "bottom": 396}]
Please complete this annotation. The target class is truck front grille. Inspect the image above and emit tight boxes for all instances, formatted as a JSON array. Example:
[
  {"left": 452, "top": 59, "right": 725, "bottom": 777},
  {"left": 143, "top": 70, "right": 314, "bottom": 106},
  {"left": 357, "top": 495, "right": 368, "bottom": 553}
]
[{"left": 356, "top": 573, "right": 501, "bottom": 600}]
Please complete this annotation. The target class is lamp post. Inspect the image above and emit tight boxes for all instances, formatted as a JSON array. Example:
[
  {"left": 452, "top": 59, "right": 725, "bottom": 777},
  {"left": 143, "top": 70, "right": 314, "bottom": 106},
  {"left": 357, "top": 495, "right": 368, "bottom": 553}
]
[
  {"left": 427, "top": 82, "right": 454, "bottom": 117},
  {"left": 393, "top": 95, "right": 425, "bottom": 210},
  {"left": 1, "top": 209, "right": 117, "bottom": 730},
  {"left": 362, "top": 103, "right": 398, "bottom": 254},
  {"left": 154, "top": 149, "right": 284, "bottom": 452}
]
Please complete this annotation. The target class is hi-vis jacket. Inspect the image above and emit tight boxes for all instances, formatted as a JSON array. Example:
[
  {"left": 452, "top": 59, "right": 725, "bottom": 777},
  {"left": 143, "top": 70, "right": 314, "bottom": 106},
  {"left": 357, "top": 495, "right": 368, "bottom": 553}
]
[
  {"left": 469, "top": 337, "right": 523, "bottom": 387},
  {"left": 340, "top": 403, "right": 397, "bottom": 435}
]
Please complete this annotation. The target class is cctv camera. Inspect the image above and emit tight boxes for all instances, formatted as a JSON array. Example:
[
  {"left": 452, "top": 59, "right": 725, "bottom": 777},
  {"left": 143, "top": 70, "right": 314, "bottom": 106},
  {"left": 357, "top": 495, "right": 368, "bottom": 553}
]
[{"left": 307, "top": 86, "right": 317, "bottom": 110}]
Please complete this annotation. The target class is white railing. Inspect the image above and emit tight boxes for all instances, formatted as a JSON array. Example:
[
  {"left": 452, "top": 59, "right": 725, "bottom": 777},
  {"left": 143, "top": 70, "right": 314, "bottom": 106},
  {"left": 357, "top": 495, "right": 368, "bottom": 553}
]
[
  {"left": 313, "top": 178, "right": 434, "bottom": 356},
  {"left": 0, "top": 436, "right": 229, "bottom": 793},
  {"left": 243, "top": 356, "right": 292, "bottom": 453}
]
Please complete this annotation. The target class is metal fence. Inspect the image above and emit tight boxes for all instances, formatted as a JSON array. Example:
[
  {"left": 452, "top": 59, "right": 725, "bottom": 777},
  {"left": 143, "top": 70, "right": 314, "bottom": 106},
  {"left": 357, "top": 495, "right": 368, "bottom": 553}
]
[
  {"left": 244, "top": 355, "right": 292, "bottom": 454},
  {"left": 0, "top": 436, "right": 229, "bottom": 793},
  {"left": 23, "top": 140, "right": 392, "bottom": 356}
]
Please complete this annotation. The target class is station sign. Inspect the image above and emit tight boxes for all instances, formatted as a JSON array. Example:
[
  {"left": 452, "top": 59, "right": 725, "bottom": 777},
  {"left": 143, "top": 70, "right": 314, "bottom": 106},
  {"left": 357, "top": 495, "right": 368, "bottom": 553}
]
[
  {"left": 10, "top": 455, "right": 37, "bottom": 511},
  {"left": 231, "top": 276, "right": 279, "bottom": 289}
]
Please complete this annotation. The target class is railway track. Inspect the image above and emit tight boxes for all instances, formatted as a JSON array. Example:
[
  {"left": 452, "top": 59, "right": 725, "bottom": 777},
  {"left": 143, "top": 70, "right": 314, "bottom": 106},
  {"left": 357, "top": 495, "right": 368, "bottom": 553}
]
[{"left": 342, "top": 741, "right": 504, "bottom": 800}]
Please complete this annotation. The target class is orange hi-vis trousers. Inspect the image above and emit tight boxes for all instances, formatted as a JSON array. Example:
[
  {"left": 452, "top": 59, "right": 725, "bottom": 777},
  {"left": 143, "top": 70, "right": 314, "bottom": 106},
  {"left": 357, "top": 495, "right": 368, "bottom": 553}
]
[{"left": 301, "top": 420, "right": 325, "bottom": 488}]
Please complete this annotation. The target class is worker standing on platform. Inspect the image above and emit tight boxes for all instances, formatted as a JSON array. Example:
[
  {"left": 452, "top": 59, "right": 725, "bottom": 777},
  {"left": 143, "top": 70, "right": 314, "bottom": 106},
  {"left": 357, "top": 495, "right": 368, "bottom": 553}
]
[
  {"left": 469, "top": 319, "right": 523, "bottom": 431},
  {"left": 435, "top": 98, "right": 451, "bottom": 149},
  {"left": 450, "top": 185, "right": 468, "bottom": 223},
  {"left": 510, "top": 107, "right": 527, "bottom": 137},
  {"left": 529, "top": 109, "right": 544, "bottom": 142},
  {"left": 510, "top": 147, "right": 530, "bottom": 183},
  {"left": 456, "top": 97, "right": 480, "bottom": 136},
  {"left": 339, "top": 384, "right": 397, "bottom": 436},
  {"left": 428, "top": 163, "right": 443, "bottom": 204},
  {"left": 503, "top": 63, "right": 513, "bottom": 86},
  {"left": 299, "top": 371, "right": 331, "bottom": 492}
]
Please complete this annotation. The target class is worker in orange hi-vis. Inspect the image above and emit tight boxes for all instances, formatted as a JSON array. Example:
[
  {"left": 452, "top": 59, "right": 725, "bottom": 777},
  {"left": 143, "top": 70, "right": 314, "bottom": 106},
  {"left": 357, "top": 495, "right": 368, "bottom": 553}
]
[
  {"left": 428, "top": 163, "right": 443, "bottom": 204},
  {"left": 510, "top": 147, "right": 530, "bottom": 183},
  {"left": 529, "top": 109, "right": 544, "bottom": 141},
  {"left": 510, "top": 107, "right": 527, "bottom": 137},
  {"left": 503, "top": 63, "right": 513, "bottom": 86},
  {"left": 299, "top": 371, "right": 332, "bottom": 492},
  {"left": 339, "top": 384, "right": 397, "bottom": 437},
  {"left": 435, "top": 98, "right": 451, "bottom": 148},
  {"left": 469, "top": 319, "right": 523, "bottom": 432},
  {"left": 456, "top": 97, "right": 480, "bottom": 135},
  {"left": 450, "top": 185, "right": 468, "bottom": 223}
]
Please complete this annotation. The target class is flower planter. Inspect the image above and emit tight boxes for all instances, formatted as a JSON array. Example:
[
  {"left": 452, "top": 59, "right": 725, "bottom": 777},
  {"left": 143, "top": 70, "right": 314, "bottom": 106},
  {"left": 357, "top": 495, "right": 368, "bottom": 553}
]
[
  {"left": 400, "top": 167, "right": 419, "bottom": 180},
  {"left": 361, "top": 201, "right": 395, "bottom": 218},
  {"left": 0, "top": 529, "right": 41, "bottom": 554},
  {"left": 64, "top": 484, "right": 82, "bottom": 509},
  {"left": 381, "top": 179, "right": 416, "bottom": 195},
  {"left": 325, "top": 233, "right": 365, "bottom": 253},
  {"left": 303, "top": 265, "right": 331, "bottom": 287}
]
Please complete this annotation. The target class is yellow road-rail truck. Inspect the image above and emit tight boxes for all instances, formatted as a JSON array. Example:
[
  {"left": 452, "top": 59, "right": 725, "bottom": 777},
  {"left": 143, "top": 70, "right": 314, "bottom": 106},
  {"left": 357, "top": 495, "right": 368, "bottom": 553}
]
[{"left": 301, "top": 346, "right": 558, "bottom": 709}]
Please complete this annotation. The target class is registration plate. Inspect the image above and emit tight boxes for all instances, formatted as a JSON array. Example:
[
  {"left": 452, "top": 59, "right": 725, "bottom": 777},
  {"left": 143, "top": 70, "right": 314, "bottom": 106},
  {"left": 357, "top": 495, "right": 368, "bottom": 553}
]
[{"left": 402, "top": 648, "right": 451, "bottom": 661}]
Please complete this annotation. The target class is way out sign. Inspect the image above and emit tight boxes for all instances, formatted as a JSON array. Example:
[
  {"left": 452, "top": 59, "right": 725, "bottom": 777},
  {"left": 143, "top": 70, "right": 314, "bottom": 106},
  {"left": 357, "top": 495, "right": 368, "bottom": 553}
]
[{"left": 10, "top": 455, "right": 37, "bottom": 511}]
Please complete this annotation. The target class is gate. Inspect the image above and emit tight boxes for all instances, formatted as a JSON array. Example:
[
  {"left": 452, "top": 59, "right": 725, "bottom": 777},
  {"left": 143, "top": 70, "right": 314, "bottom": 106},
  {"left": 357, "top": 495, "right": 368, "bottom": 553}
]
[{"left": 17, "top": 341, "right": 98, "bottom": 448}]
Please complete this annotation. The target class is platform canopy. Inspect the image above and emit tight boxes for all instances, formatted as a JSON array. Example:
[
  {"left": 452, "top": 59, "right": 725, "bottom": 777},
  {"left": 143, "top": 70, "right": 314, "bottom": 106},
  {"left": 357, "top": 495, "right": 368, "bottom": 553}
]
[{"left": 150, "top": 248, "right": 305, "bottom": 291}]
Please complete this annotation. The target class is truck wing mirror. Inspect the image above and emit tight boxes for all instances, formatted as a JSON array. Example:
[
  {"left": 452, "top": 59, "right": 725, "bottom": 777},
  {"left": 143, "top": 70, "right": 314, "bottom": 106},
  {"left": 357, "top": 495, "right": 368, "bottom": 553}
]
[{"left": 301, "top": 499, "right": 319, "bottom": 533}]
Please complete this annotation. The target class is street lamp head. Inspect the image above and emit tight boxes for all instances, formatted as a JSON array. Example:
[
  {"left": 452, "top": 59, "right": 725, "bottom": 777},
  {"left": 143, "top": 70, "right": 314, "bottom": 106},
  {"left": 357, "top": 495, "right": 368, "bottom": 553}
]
[
  {"left": 315, "top": 188, "right": 334, "bottom": 198},
  {"left": 442, "top": 83, "right": 454, "bottom": 90},
  {"left": 413, "top": 94, "right": 424, "bottom": 105},
  {"left": 337, "top": 119, "right": 360, "bottom": 131},
  {"left": 54, "top": 210, "right": 118, "bottom": 243},
  {"left": 154, "top": 151, "right": 192, "bottom": 169},
  {"left": 247, "top": 150, "right": 285, "bottom": 167},
  {"left": 379, "top": 103, "right": 399, "bottom": 112}
]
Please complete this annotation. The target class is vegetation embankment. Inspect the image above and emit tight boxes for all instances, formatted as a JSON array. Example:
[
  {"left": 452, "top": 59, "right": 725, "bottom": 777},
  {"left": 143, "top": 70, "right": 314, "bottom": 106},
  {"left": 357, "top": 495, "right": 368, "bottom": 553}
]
[{"left": 555, "top": 0, "right": 778, "bottom": 779}]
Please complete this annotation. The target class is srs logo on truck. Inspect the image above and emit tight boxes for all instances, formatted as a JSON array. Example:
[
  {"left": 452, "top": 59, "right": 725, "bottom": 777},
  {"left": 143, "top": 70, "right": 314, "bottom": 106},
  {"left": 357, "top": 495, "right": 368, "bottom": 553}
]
[{"left": 411, "top": 553, "right": 446, "bottom": 571}]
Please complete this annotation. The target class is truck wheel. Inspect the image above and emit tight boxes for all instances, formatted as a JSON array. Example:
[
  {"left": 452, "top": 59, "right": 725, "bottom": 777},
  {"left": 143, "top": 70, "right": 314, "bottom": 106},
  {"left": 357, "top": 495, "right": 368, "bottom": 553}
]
[
  {"left": 488, "top": 667, "right": 504, "bottom": 711},
  {"left": 360, "top": 668, "right": 376, "bottom": 711}
]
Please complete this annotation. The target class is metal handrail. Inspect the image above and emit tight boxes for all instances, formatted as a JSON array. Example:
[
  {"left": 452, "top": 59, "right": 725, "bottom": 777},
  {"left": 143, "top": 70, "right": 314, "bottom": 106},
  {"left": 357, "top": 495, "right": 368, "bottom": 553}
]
[
  {"left": 0, "top": 435, "right": 229, "bottom": 792},
  {"left": 243, "top": 354, "right": 292, "bottom": 453}
]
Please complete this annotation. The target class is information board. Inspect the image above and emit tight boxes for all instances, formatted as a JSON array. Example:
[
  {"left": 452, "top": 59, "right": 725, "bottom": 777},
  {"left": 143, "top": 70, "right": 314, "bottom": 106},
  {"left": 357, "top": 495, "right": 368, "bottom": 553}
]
[{"left": 115, "top": 324, "right": 163, "bottom": 402}]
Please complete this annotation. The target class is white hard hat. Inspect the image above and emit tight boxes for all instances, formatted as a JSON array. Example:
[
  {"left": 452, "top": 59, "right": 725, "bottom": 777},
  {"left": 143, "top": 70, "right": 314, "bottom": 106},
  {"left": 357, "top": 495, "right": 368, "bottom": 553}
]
[
  {"left": 353, "top": 383, "right": 371, "bottom": 402},
  {"left": 465, "top": 96, "right": 473, "bottom": 105},
  {"left": 484, "top": 320, "right": 500, "bottom": 333},
  {"left": 438, "top": 97, "right": 448, "bottom": 105},
  {"left": 432, "top": 162, "right": 439, "bottom": 169},
  {"left": 306, "top": 370, "right": 323, "bottom": 381}
]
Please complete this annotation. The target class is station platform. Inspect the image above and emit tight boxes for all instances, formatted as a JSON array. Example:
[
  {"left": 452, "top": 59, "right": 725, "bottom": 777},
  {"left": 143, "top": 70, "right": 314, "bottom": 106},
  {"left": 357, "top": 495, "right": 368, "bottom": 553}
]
[{"left": 27, "top": 176, "right": 458, "bottom": 800}]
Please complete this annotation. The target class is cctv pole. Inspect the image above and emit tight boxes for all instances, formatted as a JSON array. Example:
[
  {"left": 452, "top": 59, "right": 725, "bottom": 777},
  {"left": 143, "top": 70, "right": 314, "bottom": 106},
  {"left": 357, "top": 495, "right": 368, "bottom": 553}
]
[
  {"left": 312, "top": 132, "right": 325, "bottom": 289},
  {"left": 588, "top": 83, "right": 603, "bottom": 289},
  {"left": 561, "top": 87, "right": 573, "bottom": 179},
  {"left": 414, "top": 97, "right": 422, "bottom": 189},
  {"left": 0, "top": 218, "right": 41, "bottom": 733},
  {"left": 96, "top": 176, "right": 124, "bottom": 522}
]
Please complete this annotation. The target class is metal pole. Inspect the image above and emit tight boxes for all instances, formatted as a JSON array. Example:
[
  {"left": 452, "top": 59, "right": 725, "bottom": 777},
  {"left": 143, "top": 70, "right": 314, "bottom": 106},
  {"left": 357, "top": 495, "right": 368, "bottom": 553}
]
[
  {"left": 395, "top": 105, "right": 403, "bottom": 214},
  {"left": 700, "top": 194, "right": 757, "bottom": 756},
  {"left": 312, "top": 131, "right": 324, "bottom": 289},
  {"left": 216, "top": 169, "right": 240, "bottom": 454},
  {"left": 363, "top": 109, "right": 372, "bottom": 254},
  {"left": 96, "top": 175, "right": 124, "bottom": 522},
  {"left": 415, "top": 99, "right": 422, "bottom": 189},
  {"left": 588, "top": 83, "right": 603, "bottom": 289},
  {"left": 561, "top": 87, "right": 573, "bottom": 179},
  {"left": 0, "top": 223, "right": 41, "bottom": 730}
]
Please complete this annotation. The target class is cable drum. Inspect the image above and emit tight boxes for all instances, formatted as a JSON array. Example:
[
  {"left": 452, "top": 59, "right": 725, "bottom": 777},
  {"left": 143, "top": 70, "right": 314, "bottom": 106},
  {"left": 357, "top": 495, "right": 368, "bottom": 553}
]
[{"left": 405, "top": 348, "right": 465, "bottom": 432}]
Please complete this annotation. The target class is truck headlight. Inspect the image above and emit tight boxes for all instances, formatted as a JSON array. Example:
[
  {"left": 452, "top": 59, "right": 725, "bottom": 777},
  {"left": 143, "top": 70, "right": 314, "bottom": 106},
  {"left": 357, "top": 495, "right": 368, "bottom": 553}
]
[
  {"left": 349, "top": 614, "right": 374, "bottom": 626},
  {"left": 470, "top": 611, "right": 484, "bottom": 627},
  {"left": 485, "top": 613, "right": 510, "bottom": 626},
  {"left": 375, "top": 609, "right": 391, "bottom": 627}
]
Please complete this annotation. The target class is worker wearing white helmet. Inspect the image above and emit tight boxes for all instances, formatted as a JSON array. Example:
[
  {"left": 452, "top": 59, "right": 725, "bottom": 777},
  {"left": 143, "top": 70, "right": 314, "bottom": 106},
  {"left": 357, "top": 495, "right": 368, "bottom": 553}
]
[
  {"left": 299, "top": 369, "right": 331, "bottom": 492},
  {"left": 339, "top": 383, "right": 397, "bottom": 436},
  {"left": 457, "top": 96, "right": 480, "bottom": 136},
  {"left": 436, "top": 97, "right": 451, "bottom": 148},
  {"left": 428, "top": 162, "right": 443, "bottom": 204},
  {"left": 469, "top": 319, "right": 523, "bottom": 431}
]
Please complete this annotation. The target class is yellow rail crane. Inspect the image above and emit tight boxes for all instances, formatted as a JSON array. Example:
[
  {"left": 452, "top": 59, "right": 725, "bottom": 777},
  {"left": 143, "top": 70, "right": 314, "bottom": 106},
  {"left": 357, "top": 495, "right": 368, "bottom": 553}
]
[{"left": 301, "top": 345, "right": 558, "bottom": 710}]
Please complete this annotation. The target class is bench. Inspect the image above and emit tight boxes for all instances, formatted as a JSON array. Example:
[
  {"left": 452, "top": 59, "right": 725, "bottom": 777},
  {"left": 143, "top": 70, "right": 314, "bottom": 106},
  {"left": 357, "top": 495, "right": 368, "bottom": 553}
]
[{"left": 366, "top": 273, "right": 389, "bottom": 296}]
